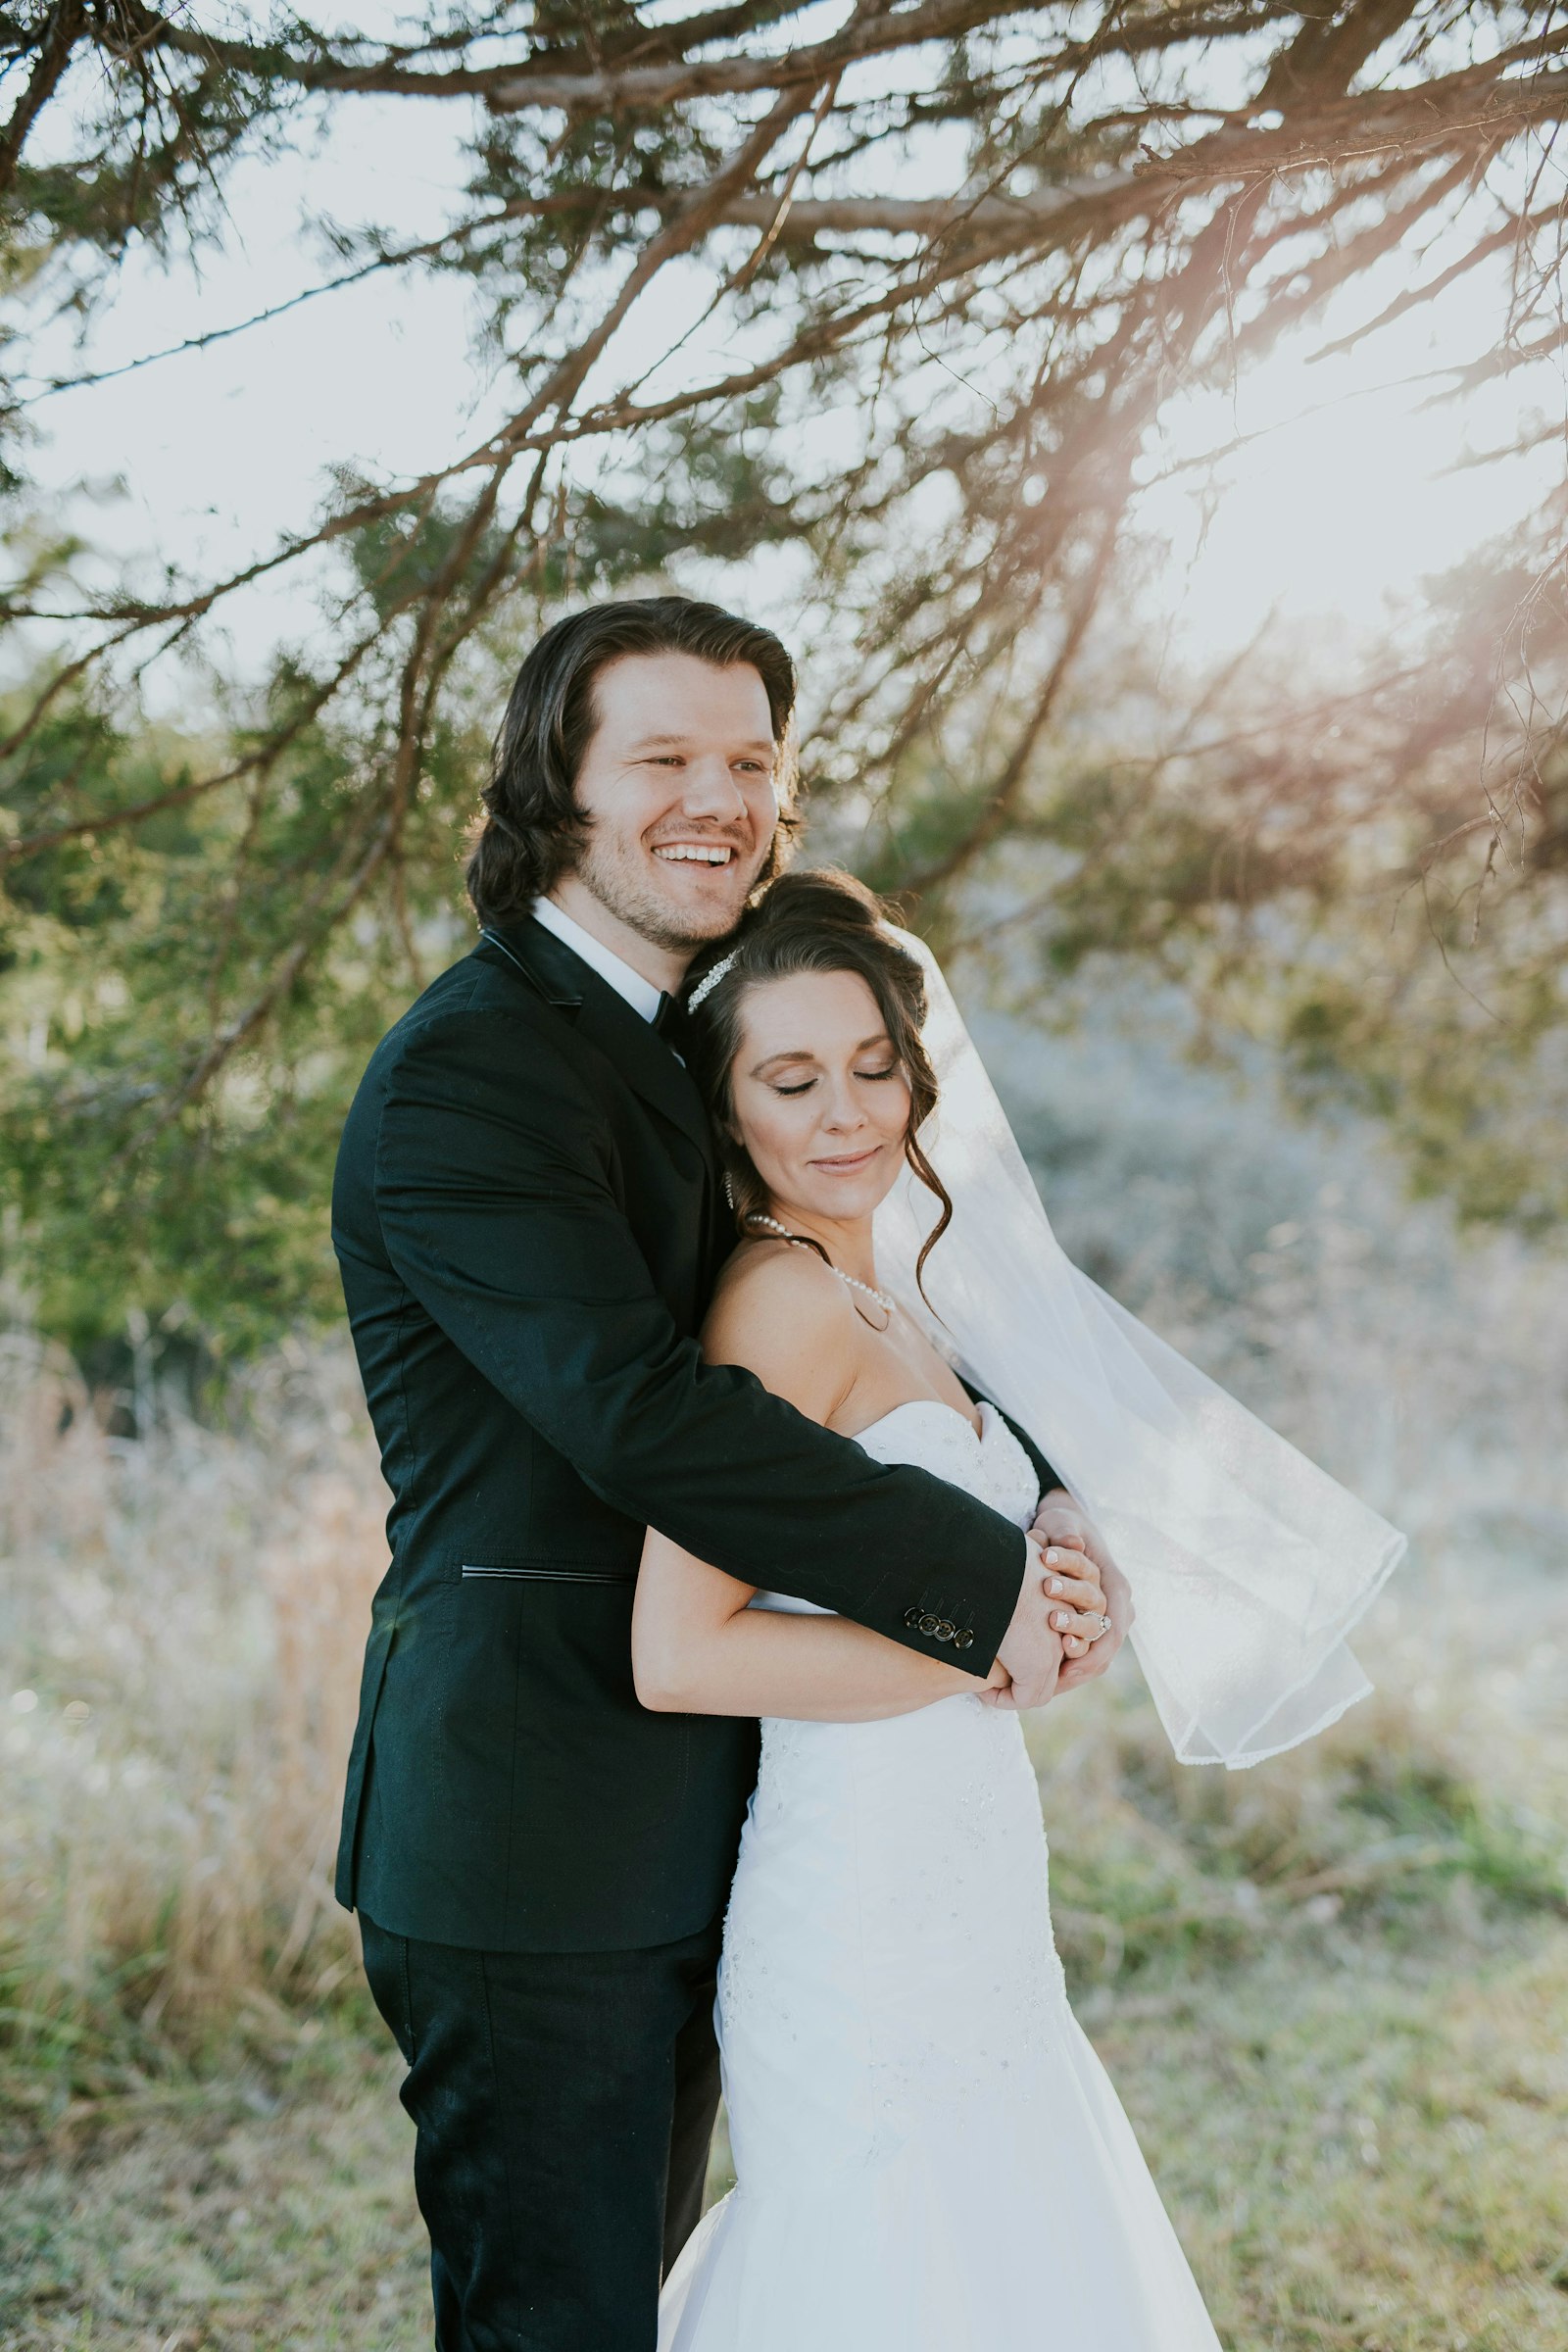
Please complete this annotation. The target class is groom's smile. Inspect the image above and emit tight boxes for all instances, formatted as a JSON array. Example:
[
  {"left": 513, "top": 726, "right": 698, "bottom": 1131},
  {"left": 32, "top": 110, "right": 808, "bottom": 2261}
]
[
  {"left": 653, "top": 842, "right": 735, "bottom": 866},
  {"left": 553, "top": 649, "right": 781, "bottom": 982}
]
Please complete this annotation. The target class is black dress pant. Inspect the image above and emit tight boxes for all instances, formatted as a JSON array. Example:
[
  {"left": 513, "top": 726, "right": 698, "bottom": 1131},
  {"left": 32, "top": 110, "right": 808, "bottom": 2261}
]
[{"left": 360, "top": 1910, "right": 724, "bottom": 2352}]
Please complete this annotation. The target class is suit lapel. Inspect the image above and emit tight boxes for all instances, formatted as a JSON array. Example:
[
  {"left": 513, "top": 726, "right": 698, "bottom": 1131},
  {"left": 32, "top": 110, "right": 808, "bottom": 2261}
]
[
  {"left": 574, "top": 985, "right": 717, "bottom": 1168},
  {"left": 477, "top": 916, "right": 717, "bottom": 1169}
]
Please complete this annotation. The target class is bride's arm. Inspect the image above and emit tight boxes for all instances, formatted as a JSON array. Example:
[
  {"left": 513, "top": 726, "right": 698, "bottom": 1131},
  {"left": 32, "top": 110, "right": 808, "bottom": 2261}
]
[
  {"left": 632, "top": 1254, "right": 1004, "bottom": 1722},
  {"left": 633, "top": 1530, "right": 1004, "bottom": 1719}
]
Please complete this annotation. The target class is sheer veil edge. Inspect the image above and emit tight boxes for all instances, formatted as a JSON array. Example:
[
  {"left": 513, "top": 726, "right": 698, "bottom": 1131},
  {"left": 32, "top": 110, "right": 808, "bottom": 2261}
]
[{"left": 873, "top": 932, "right": 1407, "bottom": 1770}]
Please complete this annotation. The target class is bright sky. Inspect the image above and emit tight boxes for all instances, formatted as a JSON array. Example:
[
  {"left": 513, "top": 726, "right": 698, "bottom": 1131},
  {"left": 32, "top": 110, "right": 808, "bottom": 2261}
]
[
  {"left": 24, "top": 99, "right": 483, "bottom": 675},
  {"left": 1138, "top": 259, "right": 1560, "bottom": 663},
  {"left": 18, "top": 88, "right": 1563, "bottom": 686}
]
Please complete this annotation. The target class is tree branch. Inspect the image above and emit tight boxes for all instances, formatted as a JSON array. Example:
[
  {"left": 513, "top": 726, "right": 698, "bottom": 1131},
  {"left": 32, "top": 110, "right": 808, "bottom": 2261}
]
[{"left": 0, "top": 0, "right": 85, "bottom": 197}]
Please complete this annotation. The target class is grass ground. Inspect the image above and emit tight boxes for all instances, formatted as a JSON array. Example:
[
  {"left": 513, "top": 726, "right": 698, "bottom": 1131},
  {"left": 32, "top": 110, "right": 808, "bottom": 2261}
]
[
  {"left": 4, "top": 1913, "right": 1564, "bottom": 2351},
  {"left": 1095, "top": 1926, "right": 1568, "bottom": 2352}
]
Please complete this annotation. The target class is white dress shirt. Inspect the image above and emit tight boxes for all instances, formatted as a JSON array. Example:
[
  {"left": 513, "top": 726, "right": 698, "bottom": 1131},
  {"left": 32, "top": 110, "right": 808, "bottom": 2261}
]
[{"left": 531, "top": 896, "right": 663, "bottom": 1025}]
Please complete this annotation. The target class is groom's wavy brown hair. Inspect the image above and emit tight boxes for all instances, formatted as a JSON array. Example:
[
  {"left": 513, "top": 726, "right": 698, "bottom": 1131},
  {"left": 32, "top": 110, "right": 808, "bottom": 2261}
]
[
  {"left": 466, "top": 595, "right": 801, "bottom": 922},
  {"left": 684, "top": 867, "right": 954, "bottom": 1300}
]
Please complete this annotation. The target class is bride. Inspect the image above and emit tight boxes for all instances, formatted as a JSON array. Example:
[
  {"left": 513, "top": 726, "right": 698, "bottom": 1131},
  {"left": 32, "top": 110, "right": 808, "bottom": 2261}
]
[{"left": 633, "top": 867, "right": 1403, "bottom": 2351}]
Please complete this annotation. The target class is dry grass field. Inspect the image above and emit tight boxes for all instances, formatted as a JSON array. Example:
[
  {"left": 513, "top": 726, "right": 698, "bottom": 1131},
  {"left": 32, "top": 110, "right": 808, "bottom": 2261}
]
[
  {"left": 2, "top": 1913, "right": 1563, "bottom": 2352},
  {"left": 3, "top": 1163, "right": 1566, "bottom": 2351}
]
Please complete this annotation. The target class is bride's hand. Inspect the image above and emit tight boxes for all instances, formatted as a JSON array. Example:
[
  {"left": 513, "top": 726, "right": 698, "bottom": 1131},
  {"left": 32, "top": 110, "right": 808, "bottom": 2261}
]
[
  {"left": 1036, "top": 1544, "right": 1108, "bottom": 1661},
  {"left": 1030, "top": 1491, "right": 1134, "bottom": 1690},
  {"left": 990, "top": 1538, "right": 1066, "bottom": 1709}
]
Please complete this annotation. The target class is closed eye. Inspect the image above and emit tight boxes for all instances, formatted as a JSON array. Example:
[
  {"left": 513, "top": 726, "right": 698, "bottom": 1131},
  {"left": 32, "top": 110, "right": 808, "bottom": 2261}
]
[{"left": 771, "top": 1064, "right": 898, "bottom": 1099}]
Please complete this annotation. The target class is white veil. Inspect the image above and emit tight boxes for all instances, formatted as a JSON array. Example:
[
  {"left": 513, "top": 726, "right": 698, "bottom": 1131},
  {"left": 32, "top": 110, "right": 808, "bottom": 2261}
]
[{"left": 874, "top": 933, "right": 1406, "bottom": 1769}]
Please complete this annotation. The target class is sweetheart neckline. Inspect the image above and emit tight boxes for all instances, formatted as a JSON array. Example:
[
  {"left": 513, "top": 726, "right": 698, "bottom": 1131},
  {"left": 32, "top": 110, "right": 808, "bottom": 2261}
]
[{"left": 847, "top": 1396, "right": 990, "bottom": 1448}]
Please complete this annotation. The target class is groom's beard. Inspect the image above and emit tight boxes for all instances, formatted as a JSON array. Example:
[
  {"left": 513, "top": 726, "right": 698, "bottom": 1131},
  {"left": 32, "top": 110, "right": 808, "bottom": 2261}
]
[{"left": 570, "top": 829, "right": 764, "bottom": 956}]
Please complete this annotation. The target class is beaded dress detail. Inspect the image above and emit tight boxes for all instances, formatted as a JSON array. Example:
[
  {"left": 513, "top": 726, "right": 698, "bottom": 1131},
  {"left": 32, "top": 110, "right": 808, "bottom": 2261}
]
[{"left": 660, "top": 1399, "right": 1222, "bottom": 2352}]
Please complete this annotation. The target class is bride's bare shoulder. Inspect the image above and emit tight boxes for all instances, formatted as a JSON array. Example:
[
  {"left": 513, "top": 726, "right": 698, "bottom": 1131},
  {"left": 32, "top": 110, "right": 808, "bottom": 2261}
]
[{"left": 702, "top": 1241, "right": 861, "bottom": 1420}]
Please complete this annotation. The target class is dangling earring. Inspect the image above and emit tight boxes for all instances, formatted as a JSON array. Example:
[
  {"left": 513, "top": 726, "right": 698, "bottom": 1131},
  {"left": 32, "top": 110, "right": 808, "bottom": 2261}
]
[{"left": 722, "top": 1172, "right": 735, "bottom": 1209}]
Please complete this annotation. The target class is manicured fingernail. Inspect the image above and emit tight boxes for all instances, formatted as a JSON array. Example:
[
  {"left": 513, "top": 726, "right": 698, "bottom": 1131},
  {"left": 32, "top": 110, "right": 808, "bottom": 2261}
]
[
  {"left": 1053, "top": 1611, "right": 1069, "bottom": 1628},
  {"left": 1046, "top": 1547, "right": 1059, "bottom": 1564},
  {"left": 1047, "top": 1577, "right": 1061, "bottom": 1594}
]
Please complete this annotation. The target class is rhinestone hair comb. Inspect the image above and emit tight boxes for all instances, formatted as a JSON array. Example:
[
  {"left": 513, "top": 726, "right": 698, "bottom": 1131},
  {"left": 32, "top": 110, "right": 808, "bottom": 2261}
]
[{"left": 686, "top": 949, "right": 740, "bottom": 1013}]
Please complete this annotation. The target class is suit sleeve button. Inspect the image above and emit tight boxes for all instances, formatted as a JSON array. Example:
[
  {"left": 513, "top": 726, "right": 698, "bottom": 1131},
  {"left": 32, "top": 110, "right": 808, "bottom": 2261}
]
[
  {"left": 904, "top": 1607, "right": 922, "bottom": 1629},
  {"left": 918, "top": 1613, "right": 941, "bottom": 1637},
  {"left": 934, "top": 1621, "right": 955, "bottom": 1642},
  {"left": 953, "top": 1629, "right": 975, "bottom": 1650}
]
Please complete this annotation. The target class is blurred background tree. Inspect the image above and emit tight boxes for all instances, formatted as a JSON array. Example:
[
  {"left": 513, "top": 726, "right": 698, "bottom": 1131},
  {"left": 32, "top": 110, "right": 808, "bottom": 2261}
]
[
  {"left": 0, "top": 0, "right": 1564, "bottom": 1366},
  {"left": 3, "top": 31, "right": 1566, "bottom": 2333}
]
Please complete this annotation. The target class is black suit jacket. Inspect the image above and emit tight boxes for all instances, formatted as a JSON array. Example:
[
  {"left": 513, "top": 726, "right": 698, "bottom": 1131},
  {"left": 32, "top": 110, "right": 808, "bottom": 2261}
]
[{"left": 331, "top": 914, "right": 1039, "bottom": 1951}]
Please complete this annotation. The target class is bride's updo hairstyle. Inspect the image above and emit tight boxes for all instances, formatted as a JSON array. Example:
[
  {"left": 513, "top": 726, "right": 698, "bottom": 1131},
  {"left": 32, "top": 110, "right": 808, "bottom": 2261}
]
[{"left": 684, "top": 867, "right": 953, "bottom": 1295}]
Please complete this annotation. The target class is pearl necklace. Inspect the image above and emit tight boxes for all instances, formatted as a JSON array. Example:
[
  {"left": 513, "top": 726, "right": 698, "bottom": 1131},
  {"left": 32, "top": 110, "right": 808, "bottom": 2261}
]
[{"left": 750, "top": 1213, "right": 898, "bottom": 1317}]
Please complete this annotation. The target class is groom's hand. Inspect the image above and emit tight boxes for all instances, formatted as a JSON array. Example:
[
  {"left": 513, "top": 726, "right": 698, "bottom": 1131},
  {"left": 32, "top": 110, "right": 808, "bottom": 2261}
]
[
  {"left": 986, "top": 1537, "right": 1065, "bottom": 1711},
  {"left": 1030, "top": 1490, "right": 1133, "bottom": 1691}
]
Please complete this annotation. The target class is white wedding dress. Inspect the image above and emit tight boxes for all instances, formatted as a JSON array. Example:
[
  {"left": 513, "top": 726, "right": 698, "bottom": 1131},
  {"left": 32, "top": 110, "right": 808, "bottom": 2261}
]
[{"left": 659, "top": 1397, "right": 1223, "bottom": 2352}]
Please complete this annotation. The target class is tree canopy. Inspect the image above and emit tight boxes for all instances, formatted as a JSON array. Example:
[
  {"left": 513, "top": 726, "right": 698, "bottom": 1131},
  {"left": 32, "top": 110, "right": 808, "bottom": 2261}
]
[{"left": 1, "top": 1, "right": 1564, "bottom": 1360}]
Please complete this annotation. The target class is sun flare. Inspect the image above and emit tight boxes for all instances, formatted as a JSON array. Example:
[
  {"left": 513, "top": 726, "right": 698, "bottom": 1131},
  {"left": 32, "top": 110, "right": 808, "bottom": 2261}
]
[{"left": 1136, "top": 254, "right": 1560, "bottom": 661}]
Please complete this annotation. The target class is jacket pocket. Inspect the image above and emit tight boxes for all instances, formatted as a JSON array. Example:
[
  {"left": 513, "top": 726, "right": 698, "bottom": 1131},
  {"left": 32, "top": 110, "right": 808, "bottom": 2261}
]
[{"left": 460, "top": 1562, "right": 635, "bottom": 1586}]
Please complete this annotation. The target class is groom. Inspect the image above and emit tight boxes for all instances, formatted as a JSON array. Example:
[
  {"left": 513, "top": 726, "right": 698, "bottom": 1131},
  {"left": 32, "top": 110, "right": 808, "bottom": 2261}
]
[{"left": 332, "top": 595, "right": 1128, "bottom": 2351}]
